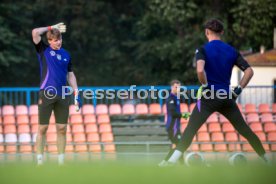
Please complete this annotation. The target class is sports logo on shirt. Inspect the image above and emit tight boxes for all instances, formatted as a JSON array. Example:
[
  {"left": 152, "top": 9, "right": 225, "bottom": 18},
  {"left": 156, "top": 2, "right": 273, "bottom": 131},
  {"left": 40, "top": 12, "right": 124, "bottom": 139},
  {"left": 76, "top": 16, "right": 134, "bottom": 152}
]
[
  {"left": 170, "top": 100, "right": 174, "bottom": 104},
  {"left": 50, "top": 51, "right": 56, "bottom": 56},
  {"left": 64, "top": 58, "right": 67, "bottom": 62},
  {"left": 195, "top": 49, "right": 199, "bottom": 54},
  {"left": 57, "top": 54, "right": 62, "bottom": 61}
]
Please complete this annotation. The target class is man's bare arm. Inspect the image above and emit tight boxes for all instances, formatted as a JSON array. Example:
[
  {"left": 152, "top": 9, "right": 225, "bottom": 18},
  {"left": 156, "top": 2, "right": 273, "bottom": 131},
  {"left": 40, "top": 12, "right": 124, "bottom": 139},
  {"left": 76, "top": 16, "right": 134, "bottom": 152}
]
[
  {"left": 239, "top": 67, "right": 254, "bottom": 89},
  {"left": 197, "top": 59, "right": 208, "bottom": 85}
]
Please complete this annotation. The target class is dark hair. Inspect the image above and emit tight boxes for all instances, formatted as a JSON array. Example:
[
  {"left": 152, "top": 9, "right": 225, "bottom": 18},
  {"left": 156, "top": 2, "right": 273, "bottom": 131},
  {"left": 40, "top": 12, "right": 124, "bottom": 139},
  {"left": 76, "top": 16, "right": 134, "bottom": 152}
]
[
  {"left": 170, "top": 79, "right": 181, "bottom": 86},
  {"left": 46, "top": 28, "right": 61, "bottom": 40},
  {"left": 204, "top": 18, "right": 224, "bottom": 33}
]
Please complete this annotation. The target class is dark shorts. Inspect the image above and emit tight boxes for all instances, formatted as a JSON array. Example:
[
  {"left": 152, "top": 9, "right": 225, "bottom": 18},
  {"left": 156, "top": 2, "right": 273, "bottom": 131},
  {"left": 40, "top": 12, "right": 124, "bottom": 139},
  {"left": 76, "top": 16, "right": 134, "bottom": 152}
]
[{"left": 38, "top": 90, "right": 69, "bottom": 125}]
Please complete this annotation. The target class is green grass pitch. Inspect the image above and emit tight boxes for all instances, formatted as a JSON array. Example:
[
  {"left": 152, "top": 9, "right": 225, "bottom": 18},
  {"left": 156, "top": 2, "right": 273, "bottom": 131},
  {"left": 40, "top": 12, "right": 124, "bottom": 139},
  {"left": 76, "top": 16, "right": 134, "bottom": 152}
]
[{"left": 0, "top": 160, "right": 275, "bottom": 184}]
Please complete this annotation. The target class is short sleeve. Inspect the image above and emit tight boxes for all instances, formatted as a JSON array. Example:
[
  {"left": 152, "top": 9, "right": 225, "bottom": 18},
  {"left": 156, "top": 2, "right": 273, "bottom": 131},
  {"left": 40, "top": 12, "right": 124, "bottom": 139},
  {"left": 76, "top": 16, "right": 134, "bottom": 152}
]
[
  {"left": 67, "top": 58, "right": 72, "bottom": 72},
  {"left": 33, "top": 40, "right": 47, "bottom": 53},
  {"left": 235, "top": 52, "right": 250, "bottom": 71},
  {"left": 195, "top": 46, "right": 206, "bottom": 61}
]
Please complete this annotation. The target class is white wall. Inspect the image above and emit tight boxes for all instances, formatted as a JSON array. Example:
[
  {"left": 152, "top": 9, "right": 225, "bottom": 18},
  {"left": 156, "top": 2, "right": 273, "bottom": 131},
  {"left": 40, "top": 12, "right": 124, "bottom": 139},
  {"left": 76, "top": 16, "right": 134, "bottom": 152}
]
[
  {"left": 231, "top": 66, "right": 276, "bottom": 105},
  {"left": 248, "top": 67, "right": 276, "bottom": 85}
]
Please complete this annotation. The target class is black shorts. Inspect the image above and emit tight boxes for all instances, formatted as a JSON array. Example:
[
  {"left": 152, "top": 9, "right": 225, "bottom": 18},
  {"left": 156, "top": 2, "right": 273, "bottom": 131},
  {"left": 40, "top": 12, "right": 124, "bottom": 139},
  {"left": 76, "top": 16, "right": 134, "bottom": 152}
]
[{"left": 38, "top": 90, "right": 69, "bottom": 125}]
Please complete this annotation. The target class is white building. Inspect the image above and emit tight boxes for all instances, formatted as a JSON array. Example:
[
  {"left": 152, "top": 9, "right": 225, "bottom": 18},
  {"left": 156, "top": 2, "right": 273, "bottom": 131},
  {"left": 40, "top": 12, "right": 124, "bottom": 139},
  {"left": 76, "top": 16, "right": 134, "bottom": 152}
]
[{"left": 231, "top": 49, "right": 276, "bottom": 105}]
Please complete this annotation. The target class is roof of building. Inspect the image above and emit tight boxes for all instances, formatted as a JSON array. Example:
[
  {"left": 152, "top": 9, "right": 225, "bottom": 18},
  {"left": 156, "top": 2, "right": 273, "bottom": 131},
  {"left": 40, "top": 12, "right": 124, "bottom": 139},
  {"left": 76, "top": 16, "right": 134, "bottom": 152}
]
[{"left": 244, "top": 49, "right": 276, "bottom": 66}]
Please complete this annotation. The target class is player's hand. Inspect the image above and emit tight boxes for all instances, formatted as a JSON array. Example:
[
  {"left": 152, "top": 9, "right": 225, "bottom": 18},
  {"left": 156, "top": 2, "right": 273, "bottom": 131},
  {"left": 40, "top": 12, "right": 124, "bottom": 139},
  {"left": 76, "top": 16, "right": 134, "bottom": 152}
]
[
  {"left": 232, "top": 85, "right": 242, "bottom": 100},
  {"left": 196, "top": 84, "right": 208, "bottom": 100},
  {"left": 181, "top": 112, "right": 191, "bottom": 119},
  {"left": 74, "top": 90, "right": 82, "bottom": 112},
  {"left": 50, "top": 22, "right": 66, "bottom": 33}
]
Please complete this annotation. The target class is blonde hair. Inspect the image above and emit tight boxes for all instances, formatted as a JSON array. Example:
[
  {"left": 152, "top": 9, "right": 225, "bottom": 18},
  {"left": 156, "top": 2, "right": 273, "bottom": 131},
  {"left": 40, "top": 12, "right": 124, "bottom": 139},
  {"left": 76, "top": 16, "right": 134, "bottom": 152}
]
[
  {"left": 170, "top": 79, "right": 181, "bottom": 86},
  {"left": 46, "top": 28, "right": 61, "bottom": 40}
]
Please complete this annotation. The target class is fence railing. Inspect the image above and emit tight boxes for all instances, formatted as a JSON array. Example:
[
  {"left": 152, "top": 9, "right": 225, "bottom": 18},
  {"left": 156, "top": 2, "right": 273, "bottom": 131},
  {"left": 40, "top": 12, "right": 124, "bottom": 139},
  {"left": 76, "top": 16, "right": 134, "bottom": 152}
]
[
  {"left": 0, "top": 142, "right": 275, "bottom": 154},
  {"left": 0, "top": 85, "right": 275, "bottom": 107}
]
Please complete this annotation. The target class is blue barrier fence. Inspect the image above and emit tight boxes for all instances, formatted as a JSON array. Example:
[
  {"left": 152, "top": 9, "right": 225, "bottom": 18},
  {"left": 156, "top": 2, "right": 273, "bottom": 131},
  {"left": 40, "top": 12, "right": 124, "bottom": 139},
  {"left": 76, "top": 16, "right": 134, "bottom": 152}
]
[{"left": 0, "top": 86, "right": 275, "bottom": 107}]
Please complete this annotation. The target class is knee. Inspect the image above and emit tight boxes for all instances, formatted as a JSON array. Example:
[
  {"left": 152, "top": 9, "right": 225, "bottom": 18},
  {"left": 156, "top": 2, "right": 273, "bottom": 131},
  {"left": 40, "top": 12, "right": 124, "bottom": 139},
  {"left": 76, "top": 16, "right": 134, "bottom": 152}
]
[
  {"left": 57, "top": 126, "right": 67, "bottom": 135},
  {"left": 39, "top": 126, "right": 48, "bottom": 135}
]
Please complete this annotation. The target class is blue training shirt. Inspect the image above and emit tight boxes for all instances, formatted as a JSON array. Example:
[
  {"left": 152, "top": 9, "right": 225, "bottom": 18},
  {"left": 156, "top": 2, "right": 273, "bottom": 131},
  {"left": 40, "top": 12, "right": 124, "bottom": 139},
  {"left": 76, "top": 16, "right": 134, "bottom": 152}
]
[
  {"left": 34, "top": 40, "right": 72, "bottom": 96},
  {"left": 195, "top": 40, "right": 250, "bottom": 91}
]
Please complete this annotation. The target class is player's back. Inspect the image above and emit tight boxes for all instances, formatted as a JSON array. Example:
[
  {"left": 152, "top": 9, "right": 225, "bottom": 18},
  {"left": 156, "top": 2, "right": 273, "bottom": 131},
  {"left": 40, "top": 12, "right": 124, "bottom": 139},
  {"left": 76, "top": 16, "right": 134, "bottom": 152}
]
[{"left": 203, "top": 40, "right": 238, "bottom": 91}]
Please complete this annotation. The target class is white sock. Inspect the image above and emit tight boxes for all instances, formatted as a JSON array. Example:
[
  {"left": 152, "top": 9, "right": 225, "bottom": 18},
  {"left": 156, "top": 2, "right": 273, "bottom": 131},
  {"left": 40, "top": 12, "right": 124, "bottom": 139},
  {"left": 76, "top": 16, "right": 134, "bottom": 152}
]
[
  {"left": 37, "top": 154, "right": 43, "bottom": 165},
  {"left": 168, "top": 150, "right": 182, "bottom": 163},
  {"left": 262, "top": 154, "right": 271, "bottom": 163},
  {"left": 58, "top": 154, "right": 65, "bottom": 165}
]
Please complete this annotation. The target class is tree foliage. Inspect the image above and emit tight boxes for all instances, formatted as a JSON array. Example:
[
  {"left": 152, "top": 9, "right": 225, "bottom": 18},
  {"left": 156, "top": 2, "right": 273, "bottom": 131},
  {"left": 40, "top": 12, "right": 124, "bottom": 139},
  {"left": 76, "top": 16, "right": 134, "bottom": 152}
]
[{"left": 0, "top": 0, "right": 275, "bottom": 86}]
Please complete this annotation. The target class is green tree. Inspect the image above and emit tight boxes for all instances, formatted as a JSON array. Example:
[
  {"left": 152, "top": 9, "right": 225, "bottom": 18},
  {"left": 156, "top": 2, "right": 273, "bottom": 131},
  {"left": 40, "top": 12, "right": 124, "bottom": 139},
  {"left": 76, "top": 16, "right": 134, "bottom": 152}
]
[
  {"left": 0, "top": 2, "right": 35, "bottom": 86},
  {"left": 228, "top": 0, "right": 276, "bottom": 50},
  {"left": 0, "top": 0, "right": 276, "bottom": 87}
]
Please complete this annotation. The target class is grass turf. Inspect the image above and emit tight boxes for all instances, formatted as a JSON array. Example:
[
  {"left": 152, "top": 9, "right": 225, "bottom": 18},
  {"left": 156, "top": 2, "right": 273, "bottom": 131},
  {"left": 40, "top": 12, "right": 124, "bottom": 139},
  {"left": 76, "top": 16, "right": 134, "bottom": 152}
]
[{"left": 0, "top": 161, "right": 275, "bottom": 184}]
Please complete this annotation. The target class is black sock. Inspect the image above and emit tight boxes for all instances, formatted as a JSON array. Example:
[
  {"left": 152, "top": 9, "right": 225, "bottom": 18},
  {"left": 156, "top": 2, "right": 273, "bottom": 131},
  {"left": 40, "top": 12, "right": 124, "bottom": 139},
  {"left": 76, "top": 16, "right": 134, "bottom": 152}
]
[{"left": 164, "top": 149, "right": 175, "bottom": 161}]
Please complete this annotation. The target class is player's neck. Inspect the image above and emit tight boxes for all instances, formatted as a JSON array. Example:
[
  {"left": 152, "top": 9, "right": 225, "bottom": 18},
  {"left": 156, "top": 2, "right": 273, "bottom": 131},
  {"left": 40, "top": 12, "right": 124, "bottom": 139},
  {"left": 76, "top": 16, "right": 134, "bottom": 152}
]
[
  {"left": 208, "top": 35, "right": 221, "bottom": 42},
  {"left": 50, "top": 45, "right": 61, "bottom": 50}
]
